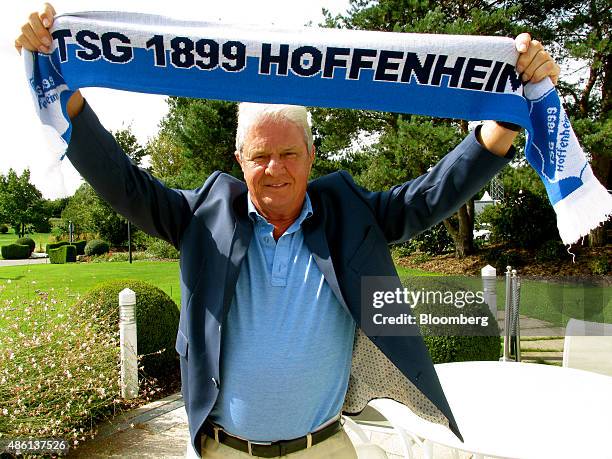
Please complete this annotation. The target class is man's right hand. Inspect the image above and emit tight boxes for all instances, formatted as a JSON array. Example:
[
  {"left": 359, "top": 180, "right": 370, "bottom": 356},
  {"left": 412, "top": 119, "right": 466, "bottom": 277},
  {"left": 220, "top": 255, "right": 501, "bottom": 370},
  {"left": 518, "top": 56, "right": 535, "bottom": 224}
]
[{"left": 15, "top": 2, "right": 84, "bottom": 118}]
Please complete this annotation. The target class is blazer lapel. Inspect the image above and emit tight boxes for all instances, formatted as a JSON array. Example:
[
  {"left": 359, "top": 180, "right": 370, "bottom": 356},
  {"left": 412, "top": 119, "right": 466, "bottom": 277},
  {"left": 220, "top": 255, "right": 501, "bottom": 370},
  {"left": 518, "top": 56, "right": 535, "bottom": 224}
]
[{"left": 221, "top": 193, "right": 253, "bottom": 320}]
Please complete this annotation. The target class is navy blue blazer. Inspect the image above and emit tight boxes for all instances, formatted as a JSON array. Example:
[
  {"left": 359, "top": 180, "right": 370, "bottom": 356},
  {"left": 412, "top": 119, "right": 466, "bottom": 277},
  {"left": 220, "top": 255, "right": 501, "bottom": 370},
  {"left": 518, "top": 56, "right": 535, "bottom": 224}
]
[{"left": 66, "top": 102, "right": 511, "bottom": 455}]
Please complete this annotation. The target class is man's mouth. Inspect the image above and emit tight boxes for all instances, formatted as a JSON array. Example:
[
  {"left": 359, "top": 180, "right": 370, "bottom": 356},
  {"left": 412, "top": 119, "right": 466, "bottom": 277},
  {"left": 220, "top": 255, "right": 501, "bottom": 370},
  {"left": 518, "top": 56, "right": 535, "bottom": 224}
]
[{"left": 265, "top": 183, "right": 289, "bottom": 189}]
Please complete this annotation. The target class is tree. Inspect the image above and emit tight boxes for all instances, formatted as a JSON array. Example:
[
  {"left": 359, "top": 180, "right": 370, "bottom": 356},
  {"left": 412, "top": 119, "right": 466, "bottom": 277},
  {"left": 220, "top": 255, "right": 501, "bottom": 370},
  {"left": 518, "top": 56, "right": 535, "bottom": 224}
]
[
  {"left": 0, "top": 169, "right": 49, "bottom": 237},
  {"left": 61, "top": 183, "right": 132, "bottom": 246},
  {"left": 159, "top": 97, "right": 241, "bottom": 188},
  {"left": 318, "top": 0, "right": 520, "bottom": 257},
  {"left": 112, "top": 125, "right": 147, "bottom": 167},
  {"left": 147, "top": 129, "right": 186, "bottom": 180}
]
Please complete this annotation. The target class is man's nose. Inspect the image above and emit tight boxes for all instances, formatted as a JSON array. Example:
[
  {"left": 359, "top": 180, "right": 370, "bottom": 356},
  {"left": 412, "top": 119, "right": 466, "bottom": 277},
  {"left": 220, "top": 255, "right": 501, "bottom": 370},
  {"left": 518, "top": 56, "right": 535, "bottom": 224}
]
[{"left": 266, "top": 155, "right": 285, "bottom": 174}]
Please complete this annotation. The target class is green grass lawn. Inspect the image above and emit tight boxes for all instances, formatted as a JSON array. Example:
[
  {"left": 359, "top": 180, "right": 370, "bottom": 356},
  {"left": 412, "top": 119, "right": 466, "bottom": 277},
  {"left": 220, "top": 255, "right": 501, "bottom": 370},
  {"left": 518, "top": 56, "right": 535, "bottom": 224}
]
[
  {"left": 397, "top": 273, "right": 611, "bottom": 329},
  {"left": 0, "top": 232, "right": 53, "bottom": 253},
  {"left": 0, "top": 260, "right": 180, "bottom": 305}
]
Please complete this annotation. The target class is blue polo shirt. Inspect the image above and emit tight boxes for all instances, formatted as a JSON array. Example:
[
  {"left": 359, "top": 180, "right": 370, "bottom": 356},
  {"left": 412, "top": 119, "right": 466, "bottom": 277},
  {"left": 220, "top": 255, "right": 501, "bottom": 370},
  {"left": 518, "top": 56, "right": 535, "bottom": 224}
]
[{"left": 208, "top": 193, "right": 356, "bottom": 441}]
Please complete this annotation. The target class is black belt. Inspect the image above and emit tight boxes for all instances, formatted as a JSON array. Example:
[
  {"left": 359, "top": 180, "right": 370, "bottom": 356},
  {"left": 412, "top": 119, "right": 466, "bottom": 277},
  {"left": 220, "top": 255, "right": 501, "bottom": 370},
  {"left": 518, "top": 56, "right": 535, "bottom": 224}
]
[{"left": 201, "top": 419, "right": 342, "bottom": 457}]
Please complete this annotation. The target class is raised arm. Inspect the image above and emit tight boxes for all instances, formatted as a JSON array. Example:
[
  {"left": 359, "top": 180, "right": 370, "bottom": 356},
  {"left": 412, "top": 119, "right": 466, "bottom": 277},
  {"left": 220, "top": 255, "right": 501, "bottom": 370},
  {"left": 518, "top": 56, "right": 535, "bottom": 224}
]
[{"left": 16, "top": 3, "right": 197, "bottom": 247}]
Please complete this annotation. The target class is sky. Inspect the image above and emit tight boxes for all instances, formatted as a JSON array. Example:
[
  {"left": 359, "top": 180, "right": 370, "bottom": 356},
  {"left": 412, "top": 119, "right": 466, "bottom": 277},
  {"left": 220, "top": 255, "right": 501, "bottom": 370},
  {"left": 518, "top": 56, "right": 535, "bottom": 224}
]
[{"left": 1, "top": 1, "right": 351, "bottom": 199}]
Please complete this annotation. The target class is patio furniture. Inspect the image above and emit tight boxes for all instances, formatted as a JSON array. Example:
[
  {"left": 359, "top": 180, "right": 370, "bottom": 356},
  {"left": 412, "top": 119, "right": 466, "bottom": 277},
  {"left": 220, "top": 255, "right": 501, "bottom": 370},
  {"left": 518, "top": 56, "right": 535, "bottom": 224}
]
[
  {"left": 563, "top": 318, "right": 612, "bottom": 377},
  {"left": 342, "top": 416, "right": 389, "bottom": 458},
  {"left": 368, "top": 361, "right": 612, "bottom": 459}
]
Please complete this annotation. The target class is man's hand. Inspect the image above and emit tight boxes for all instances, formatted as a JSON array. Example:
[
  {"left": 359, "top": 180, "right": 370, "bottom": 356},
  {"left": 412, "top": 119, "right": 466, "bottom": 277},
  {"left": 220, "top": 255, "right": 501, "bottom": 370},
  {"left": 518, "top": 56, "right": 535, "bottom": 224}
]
[
  {"left": 479, "top": 33, "right": 561, "bottom": 156},
  {"left": 514, "top": 33, "right": 560, "bottom": 85},
  {"left": 15, "top": 3, "right": 84, "bottom": 118}
]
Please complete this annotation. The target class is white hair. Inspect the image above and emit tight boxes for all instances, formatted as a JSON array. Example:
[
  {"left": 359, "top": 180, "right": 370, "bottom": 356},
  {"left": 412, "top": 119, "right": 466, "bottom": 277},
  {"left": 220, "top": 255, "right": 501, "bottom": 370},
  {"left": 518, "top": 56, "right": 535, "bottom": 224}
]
[{"left": 235, "top": 102, "right": 313, "bottom": 154}]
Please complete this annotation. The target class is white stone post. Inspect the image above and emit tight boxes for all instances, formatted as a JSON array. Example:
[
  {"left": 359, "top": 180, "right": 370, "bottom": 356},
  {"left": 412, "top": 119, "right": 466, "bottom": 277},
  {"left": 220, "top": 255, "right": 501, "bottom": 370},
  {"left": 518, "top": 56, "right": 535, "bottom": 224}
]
[
  {"left": 481, "top": 264, "right": 497, "bottom": 320},
  {"left": 119, "top": 288, "right": 138, "bottom": 399}
]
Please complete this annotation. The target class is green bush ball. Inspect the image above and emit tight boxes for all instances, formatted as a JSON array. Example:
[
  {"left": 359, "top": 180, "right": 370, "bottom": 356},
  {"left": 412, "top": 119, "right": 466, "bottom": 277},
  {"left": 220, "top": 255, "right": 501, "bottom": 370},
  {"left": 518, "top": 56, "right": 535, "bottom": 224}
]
[
  {"left": 74, "top": 280, "right": 180, "bottom": 379},
  {"left": 85, "top": 239, "right": 110, "bottom": 256}
]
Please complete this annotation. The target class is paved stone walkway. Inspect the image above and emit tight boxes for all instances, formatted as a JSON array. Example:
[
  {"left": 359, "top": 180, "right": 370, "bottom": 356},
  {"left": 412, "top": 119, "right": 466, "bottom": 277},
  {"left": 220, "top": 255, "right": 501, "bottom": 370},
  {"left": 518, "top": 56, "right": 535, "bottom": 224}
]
[{"left": 0, "top": 257, "right": 49, "bottom": 267}]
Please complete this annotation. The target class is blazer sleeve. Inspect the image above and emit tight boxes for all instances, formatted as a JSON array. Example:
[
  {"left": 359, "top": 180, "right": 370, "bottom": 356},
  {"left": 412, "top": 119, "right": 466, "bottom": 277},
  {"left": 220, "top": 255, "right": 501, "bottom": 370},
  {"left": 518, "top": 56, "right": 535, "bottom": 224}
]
[
  {"left": 345, "top": 129, "right": 514, "bottom": 244},
  {"left": 65, "top": 100, "right": 200, "bottom": 249}
]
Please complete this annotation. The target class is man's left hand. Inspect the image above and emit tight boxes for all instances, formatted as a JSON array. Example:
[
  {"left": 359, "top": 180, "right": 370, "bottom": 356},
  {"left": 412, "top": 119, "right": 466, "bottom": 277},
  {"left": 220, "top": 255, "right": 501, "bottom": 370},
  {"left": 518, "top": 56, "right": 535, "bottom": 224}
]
[{"left": 514, "top": 33, "right": 560, "bottom": 85}]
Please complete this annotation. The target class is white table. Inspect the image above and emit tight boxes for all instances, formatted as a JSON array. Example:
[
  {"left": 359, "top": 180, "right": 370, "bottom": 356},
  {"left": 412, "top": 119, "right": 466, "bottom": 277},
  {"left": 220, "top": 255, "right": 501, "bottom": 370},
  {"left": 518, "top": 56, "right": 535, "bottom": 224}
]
[{"left": 370, "top": 361, "right": 612, "bottom": 459}]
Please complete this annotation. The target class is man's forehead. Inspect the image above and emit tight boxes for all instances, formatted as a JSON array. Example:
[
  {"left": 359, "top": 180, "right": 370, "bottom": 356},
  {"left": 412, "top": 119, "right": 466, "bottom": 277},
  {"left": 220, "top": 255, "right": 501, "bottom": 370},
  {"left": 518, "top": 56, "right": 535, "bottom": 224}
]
[{"left": 243, "top": 118, "right": 308, "bottom": 151}]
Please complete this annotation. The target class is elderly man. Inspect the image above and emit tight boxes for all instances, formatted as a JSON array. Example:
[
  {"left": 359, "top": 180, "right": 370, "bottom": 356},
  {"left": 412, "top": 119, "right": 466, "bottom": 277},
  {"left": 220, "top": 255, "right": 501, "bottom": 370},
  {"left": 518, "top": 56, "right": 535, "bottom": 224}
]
[{"left": 17, "top": 4, "right": 560, "bottom": 458}]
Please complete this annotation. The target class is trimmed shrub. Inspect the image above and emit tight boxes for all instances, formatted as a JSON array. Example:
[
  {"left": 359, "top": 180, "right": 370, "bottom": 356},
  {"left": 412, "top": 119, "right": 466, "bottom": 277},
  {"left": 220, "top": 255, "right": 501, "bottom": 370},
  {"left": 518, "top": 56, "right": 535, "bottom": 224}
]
[
  {"left": 409, "top": 277, "right": 501, "bottom": 363},
  {"left": 73, "top": 240, "right": 87, "bottom": 255},
  {"left": 46, "top": 241, "right": 70, "bottom": 253},
  {"left": 0, "top": 224, "right": 8, "bottom": 234},
  {"left": 74, "top": 280, "right": 180, "bottom": 379},
  {"left": 49, "top": 245, "right": 77, "bottom": 264},
  {"left": 15, "top": 237, "right": 36, "bottom": 256},
  {"left": 85, "top": 239, "right": 110, "bottom": 256},
  {"left": 1, "top": 244, "right": 31, "bottom": 260},
  {"left": 145, "top": 239, "right": 180, "bottom": 259}
]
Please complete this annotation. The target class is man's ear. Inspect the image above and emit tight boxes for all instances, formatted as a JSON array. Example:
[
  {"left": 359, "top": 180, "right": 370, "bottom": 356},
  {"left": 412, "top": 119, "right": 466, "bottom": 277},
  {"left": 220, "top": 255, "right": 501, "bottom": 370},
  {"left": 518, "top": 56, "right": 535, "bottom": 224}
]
[{"left": 234, "top": 151, "right": 243, "bottom": 169}]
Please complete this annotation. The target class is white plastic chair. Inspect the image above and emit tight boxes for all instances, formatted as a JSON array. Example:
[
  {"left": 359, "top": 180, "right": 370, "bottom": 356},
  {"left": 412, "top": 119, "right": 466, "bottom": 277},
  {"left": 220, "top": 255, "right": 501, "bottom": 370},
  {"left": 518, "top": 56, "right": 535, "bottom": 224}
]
[
  {"left": 367, "top": 400, "right": 461, "bottom": 459},
  {"left": 342, "top": 415, "right": 389, "bottom": 458},
  {"left": 563, "top": 318, "right": 612, "bottom": 377}
]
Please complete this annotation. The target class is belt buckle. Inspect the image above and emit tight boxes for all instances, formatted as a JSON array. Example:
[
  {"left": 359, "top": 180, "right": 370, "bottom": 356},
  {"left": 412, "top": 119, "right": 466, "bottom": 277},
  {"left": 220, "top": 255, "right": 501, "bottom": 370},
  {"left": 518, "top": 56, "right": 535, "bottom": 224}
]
[{"left": 247, "top": 439, "right": 273, "bottom": 456}]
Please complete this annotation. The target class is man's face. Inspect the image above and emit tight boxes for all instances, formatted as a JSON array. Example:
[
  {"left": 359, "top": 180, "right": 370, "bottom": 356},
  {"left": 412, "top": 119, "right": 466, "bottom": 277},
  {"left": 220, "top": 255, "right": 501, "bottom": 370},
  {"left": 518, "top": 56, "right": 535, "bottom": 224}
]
[{"left": 236, "top": 117, "right": 315, "bottom": 220}]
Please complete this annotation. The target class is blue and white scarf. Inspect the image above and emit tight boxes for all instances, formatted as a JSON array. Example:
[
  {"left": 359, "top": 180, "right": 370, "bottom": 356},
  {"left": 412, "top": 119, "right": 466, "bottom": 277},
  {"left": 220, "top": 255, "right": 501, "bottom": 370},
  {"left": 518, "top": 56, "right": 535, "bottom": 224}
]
[{"left": 24, "top": 11, "right": 612, "bottom": 245}]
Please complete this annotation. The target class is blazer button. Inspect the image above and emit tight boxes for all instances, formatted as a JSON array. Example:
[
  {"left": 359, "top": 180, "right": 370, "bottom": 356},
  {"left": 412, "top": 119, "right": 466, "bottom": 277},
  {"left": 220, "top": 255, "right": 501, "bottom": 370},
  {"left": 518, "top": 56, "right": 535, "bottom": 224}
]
[{"left": 211, "top": 377, "right": 219, "bottom": 388}]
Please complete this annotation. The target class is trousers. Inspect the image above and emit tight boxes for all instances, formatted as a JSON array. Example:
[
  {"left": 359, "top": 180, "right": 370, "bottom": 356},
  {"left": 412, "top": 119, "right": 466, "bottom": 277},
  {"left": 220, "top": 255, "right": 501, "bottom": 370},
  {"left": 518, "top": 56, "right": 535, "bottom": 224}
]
[{"left": 185, "top": 428, "right": 358, "bottom": 458}]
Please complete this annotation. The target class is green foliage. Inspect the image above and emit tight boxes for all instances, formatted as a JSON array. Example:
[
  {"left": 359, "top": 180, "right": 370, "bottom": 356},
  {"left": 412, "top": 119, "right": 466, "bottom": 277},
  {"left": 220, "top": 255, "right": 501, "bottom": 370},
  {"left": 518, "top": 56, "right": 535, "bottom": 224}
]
[
  {"left": 74, "top": 280, "right": 180, "bottom": 379},
  {"left": 85, "top": 239, "right": 110, "bottom": 256},
  {"left": 46, "top": 241, "right": 70, "bottom": 253},
  {"left": 412, "top": 223, "right": 454, "bottom": 255},
  {"left": 590, "top": 256, "right": 610, "bottom": 275},
  {"left": 49, "top": 245, "right": 77, "bottom": 264},
  {"left": 161, "top": 97, "right": 241, "bottom": 182},
  {"left": 409, "top": 278, "right": 501, "bottom": 363},
  {"left": 356, "top": 117, "right": 462, "bottom": 191},
  {"left": 145, "top": 238, "right": 180, "bottom": 259},
  {"left": 147, "top": 129, "right": 186, "bottom": 179},
  {"left": 15, "top": 237, "right": 35, "bottom": 256},
  {"left": 61, "top": 183, "right": 133, "bottom": 246},
  {"left": 0, "top": 224, "right": 7, "bottom": 234},
  {"left": 1, "top": 244, "right": 31, "bottom": 260},
  {"left": 479, "top": 189, "right": 559, "bottom": 249},
  {"left": 0, "top": 169, "right": 51, "bottom": 238},
  {"left": 486, "top": 247, "right": 524, "bottom": 272},
  {"left": 112, "top": 125, "right": 147, "bottom": 167},
  {"left": 73, "top": 240, "right": 87, "bottom": 255},
  {"left": 535, "top": 240, "right": 570, "bottom": 263}
]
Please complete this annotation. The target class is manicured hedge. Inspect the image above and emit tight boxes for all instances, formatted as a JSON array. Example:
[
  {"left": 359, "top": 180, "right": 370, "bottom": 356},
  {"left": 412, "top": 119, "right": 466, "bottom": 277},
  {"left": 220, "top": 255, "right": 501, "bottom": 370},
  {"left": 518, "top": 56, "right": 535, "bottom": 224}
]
[
  {"left": 49, "top": 245, "right": 77, "bottom": 264},
  {"left": 46, "top": 241, "right": 71, "bottom": 253},
  {"left": 1, "top": 244, "right": 31, "bottom": 260},
  {"left": 85, "top": 239, "right": 110, "bottom": 256},
  {"left": 0, "top": 224, "right": 8, "bottom": 234},
  {"left": 15, "top": 237, "right": 36, "bottom": 256},
  {"left": 73, "top": 240, "right": 87, "bottom": 255}
]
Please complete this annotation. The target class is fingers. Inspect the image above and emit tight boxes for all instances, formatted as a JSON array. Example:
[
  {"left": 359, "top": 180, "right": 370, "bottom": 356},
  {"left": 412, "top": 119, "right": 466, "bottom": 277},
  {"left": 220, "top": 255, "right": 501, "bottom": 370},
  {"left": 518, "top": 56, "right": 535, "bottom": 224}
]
[
  {"left": 28, "top": 12, "right": 52, "bottom": 52},
  {"left": 14, "top": 3, "right": 56, "bottom": 55},
  {"left": 41, "top": 3, "right": 57, "bottom": 28},
  {"left": 514, "top": 32, "right": 531, "bottom": 53},
  {"left": 519, "top": 43, "right": 560, "bottom": 84}
]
